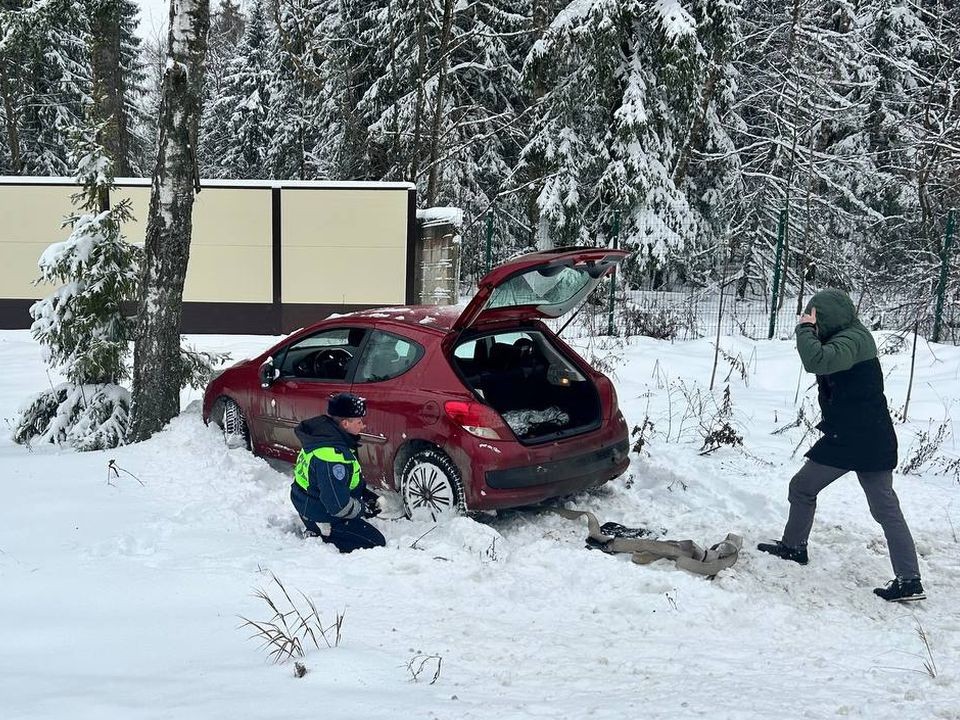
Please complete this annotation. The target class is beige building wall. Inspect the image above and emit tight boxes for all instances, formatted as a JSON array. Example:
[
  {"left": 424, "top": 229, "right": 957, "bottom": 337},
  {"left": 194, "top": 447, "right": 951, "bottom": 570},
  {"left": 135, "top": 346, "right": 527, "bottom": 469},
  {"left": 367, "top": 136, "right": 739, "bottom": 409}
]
[
  {"left": 0, "top": 184, "right": 76, "bottom": 298},
  {"left": 119, "top": 184, "right": 273, "bottom": 303},
  {"left": 281, "top": 189, "right": 408, "bottom": 304},
  {"left": 1, "top": 183, "right": 273, "bottom": 304},
  {"left": 1, "top": 180, "right": 411, "bottom": 310}
]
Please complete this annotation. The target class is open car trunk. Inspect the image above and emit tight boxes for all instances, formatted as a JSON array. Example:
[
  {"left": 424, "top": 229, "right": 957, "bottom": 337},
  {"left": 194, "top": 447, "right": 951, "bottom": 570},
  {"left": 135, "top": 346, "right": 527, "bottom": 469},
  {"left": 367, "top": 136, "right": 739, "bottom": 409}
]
[{"left": 451, "top": 329, "right": 601, "bottom": 443}]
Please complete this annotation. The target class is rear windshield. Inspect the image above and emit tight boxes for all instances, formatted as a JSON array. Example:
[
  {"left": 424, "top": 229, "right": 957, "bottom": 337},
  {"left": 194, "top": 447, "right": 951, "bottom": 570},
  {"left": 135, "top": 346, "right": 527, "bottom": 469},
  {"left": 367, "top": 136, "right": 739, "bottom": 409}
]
[{"left": 485, "top": 266, "right": 593, "bottom": 316}]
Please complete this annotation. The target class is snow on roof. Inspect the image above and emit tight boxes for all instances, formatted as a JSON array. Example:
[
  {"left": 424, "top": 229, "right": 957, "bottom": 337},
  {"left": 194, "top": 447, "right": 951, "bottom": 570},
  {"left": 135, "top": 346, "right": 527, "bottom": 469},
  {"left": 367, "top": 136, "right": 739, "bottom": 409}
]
[
  {"left": 418, "top": 206, "right": 464, "bottom": 228},
  {"left": 0, "top": 176, "right": 416, "bottom": 191}
]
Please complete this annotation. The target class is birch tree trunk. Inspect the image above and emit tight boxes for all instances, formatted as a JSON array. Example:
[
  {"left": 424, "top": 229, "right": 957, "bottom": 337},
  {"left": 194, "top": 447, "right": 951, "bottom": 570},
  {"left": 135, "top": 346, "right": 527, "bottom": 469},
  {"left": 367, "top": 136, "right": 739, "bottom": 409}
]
[{"left": 128, "top": 0, "right": 210, "bottom": 442}]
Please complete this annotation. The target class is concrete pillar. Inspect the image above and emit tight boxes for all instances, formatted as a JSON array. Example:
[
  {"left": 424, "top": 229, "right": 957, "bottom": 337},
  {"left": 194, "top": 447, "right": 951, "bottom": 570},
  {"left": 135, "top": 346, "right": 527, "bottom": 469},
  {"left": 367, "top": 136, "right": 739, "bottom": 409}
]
[{"left": 415, "top": 207, "right": 462, "bottom": 305}]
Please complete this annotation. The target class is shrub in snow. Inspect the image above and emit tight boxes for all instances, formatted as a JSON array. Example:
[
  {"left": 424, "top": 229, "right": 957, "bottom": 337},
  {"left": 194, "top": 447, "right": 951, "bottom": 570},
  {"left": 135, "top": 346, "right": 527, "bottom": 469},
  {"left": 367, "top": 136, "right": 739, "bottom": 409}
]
[
  {"left": 14, "top": 123, "right": 139, "bottom": 451},
  {"left": 14, "top": 384, "right": 130, "bottom": 451},
  {"left": 699, "top": 385, "right": 744, "bottom": 455},
  {"left": 180, "top": 344, "right": 231, "bottom": 391},
  {"left": 622, "top": 305, "right": 686, "bottom": 340}
]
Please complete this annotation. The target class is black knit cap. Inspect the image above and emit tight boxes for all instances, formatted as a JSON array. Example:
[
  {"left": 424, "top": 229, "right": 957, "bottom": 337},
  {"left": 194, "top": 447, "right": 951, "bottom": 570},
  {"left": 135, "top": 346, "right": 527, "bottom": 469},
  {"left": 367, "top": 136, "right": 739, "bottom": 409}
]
[{"left": 328, "top": 392, "right": 366, "bottom": 419}]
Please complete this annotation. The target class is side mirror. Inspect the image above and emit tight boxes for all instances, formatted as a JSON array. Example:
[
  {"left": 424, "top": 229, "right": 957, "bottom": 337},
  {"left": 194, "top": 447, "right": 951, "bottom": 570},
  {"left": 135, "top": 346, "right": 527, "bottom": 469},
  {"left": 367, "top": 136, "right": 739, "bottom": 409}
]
[{"left": 259, "top": 359, "right": 278, "bottom": 388}]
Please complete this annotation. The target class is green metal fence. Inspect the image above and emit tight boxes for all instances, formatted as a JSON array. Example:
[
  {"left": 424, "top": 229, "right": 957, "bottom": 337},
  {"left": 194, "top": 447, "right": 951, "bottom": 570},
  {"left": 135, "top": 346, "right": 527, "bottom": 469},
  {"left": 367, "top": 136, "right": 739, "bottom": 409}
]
[{"left": 462, "top": 206, "right": 959, "bottom": 346}]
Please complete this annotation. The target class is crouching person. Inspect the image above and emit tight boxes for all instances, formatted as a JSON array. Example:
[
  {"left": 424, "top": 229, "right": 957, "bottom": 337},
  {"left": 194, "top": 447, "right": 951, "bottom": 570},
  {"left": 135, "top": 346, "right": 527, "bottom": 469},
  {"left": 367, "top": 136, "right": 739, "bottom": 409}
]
[{"left": 290, "top": 392, "right": 385, "bottom": 553}]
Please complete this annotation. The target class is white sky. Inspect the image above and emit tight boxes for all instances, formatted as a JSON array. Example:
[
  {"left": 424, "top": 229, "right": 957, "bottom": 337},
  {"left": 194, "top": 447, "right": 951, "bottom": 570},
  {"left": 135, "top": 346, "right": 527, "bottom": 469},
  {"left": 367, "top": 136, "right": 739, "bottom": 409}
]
[
  {"left": 133, "top": 0, "right": 248, "bottom": 41},
  {"left": 132, "top": 0, "right": 168, "bottom": 41}
]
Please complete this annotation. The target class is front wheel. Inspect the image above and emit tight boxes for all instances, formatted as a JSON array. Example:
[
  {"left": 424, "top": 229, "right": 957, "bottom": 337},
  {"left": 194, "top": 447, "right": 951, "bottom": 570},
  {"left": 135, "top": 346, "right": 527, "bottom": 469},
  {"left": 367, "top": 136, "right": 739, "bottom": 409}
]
[
  {"left": 212, "top": 396, "right": 250, "bottom": 450},
  {"left": 400, "top": 449, "right": 465, "bottom": 521}
]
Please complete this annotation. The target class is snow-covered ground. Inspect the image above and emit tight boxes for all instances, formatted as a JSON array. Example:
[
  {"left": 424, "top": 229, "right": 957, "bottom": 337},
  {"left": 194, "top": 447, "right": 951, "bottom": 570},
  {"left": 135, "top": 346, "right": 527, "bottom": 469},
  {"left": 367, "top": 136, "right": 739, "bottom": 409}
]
[{"left": 2, "top": 328, "right": 959, "bottom": 719}]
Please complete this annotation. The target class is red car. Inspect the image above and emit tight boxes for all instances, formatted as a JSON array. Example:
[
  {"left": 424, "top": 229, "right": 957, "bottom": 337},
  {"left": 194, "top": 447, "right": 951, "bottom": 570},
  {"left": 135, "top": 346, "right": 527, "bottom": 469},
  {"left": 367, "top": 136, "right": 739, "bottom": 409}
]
[{"left": 203, "top": 247, "right": 631, "bottom": 519}]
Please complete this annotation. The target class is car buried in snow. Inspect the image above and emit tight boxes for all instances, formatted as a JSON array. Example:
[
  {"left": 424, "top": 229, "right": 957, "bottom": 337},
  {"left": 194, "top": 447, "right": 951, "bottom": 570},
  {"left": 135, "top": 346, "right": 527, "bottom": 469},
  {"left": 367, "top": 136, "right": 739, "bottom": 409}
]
[{"left": 202, "top": 247, "right": 631, "bottom": 519}]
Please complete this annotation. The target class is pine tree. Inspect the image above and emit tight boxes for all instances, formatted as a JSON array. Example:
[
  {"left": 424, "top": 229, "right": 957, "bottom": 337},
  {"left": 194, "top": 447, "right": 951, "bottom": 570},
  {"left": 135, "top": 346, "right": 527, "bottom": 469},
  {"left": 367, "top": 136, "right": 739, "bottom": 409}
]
[
  {"left": 204, "top": 0, "right": 273, "bottom": 178},
  {"left": 198, "top": 0, "right": 245, "bottom": 176},
  {"left": 516, "top": 0, "right": 737, "bottom": 287},
  {"left": 87, "top": 0, "right": 149, "bottom": 176},
  {"left": 266, "top": 0, "right": 324, "bottom": 179},
  {"left": 14, "top": 122, "right": 140, "bottom": 450},
  {"left": 354, "top": 0, "right": 529, "bottom": 273},
  {"left": 0, "top": 0, "right": 91, "bottom": 175}
]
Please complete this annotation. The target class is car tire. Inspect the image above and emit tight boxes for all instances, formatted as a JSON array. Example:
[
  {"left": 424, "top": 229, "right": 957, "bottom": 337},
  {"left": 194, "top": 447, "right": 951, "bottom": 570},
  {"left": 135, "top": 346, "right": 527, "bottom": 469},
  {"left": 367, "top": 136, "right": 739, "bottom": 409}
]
[
  {"left": 400, "top": 449, "right": 465, "bottom": 521},
  {"left": 213, "top": 396, "right": 250, "bottom": 450}
]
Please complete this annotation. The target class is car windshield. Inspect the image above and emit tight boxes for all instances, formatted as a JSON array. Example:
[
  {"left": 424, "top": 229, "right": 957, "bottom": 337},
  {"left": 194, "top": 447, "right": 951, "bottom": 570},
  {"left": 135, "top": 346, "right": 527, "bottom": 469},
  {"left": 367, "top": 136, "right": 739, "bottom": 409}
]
[{"left": 485, "top": 265, "right": 593, "bottom": 316}]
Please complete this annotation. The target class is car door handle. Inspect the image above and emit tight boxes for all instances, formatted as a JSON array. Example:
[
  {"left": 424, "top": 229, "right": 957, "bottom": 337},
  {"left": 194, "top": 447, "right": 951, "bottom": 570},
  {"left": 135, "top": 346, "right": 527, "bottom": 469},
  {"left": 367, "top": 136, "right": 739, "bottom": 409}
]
[{"left": 359, "top": 432, "right": 388, "bottom": 446}]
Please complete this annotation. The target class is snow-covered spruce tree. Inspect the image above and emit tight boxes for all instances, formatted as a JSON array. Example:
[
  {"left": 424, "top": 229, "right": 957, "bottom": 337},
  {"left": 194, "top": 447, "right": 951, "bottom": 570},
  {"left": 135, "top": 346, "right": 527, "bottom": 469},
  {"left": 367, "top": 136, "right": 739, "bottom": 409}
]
[
  {"left": 421, "top": 1, "right": 530, "bottom": 273},
  {"left": 670, "top": 0, "right": 742, "bottom": 285},
  {"left": 203, "top": 0, "right": 273, "bottom": 178},
  {"left": 726, "top": 0, "right": 939, "bottom": 297},
  {"left": 0, "top": 0, "right": 91, "bottom": 175},
  {"left": 14, "top": 123, "right": 140, "bottom": 450},
  {"left": 860, "top": 0, "right": 960, "bottom": 300},
  {"left": 517, "top": 0, "right": 737, "bottom": 286},
  {"left": 0, "top": 6, "right": 30, "bottom": 173},
  {"left": 354, "top": 0, "right": 529, "bottom": 272},
  {"left": 87, "top": 0, "right": 150, "bottom": 176},
  {"left": 197, "top": 0, "right": 245, "bottom": 176},
  {"left": 265, "top": 0, "right": 325, "bottom": 179},
  {"left": 277, "top": 0, "right": 373, "bottom": 180}
]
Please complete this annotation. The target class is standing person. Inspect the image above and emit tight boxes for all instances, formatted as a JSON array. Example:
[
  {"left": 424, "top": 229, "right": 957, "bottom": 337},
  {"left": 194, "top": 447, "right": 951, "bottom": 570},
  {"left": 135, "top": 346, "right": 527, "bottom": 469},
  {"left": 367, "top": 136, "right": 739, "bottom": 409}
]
[
  {"left": 758, "top": 289, "right": 924, "bottom": 602},
  {"left": 290, "top": 393, "right": 386, "bottom": 553}
]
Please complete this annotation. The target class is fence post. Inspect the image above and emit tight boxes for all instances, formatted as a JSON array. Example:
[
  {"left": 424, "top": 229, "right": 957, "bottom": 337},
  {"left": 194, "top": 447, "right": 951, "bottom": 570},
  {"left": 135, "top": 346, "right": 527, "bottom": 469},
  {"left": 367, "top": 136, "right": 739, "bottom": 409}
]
[
  {"left": 607, "top": 209, "right": 621, "bottom": 336},
  {"left": 768, "top": 209, "right": 787, "bottom": 339},
  {"left": 932, "top": 210, "right": 956, "bottom": 343}
]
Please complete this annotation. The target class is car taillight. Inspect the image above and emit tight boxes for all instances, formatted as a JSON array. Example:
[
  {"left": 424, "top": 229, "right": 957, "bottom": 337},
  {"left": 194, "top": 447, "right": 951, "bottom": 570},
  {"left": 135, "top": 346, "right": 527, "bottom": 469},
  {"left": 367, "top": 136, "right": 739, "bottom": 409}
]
[{"left": 444, "top": 400, "right": 506, "bottom": 440}]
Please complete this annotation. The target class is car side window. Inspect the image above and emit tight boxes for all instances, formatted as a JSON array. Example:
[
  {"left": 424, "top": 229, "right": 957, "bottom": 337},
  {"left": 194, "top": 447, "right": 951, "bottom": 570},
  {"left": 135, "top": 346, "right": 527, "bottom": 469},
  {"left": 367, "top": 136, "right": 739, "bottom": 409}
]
[
  {"left": 277, "top": 327, "right": 366, "bottom": 381},
  {"left": 354, "top": 330, "right": 423, "bottom": 383}
]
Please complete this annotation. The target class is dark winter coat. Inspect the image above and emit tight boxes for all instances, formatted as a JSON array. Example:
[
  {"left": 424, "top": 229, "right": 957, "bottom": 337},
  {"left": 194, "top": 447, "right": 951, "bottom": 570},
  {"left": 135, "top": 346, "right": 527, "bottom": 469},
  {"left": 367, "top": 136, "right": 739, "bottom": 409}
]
[
  {"left": 796, "top": 289, "right": 898, "bottom": 471},
  {"left": 290, "top": 415, "right": 370, "bottom": 524}
]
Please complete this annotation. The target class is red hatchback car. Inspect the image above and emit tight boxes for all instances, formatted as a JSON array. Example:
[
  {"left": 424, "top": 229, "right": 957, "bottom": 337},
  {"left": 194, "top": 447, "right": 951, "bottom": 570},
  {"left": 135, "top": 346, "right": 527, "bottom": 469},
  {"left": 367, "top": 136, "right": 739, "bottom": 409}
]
[{"left": 203, "top": 247, "right": 631, "bottom": 519}]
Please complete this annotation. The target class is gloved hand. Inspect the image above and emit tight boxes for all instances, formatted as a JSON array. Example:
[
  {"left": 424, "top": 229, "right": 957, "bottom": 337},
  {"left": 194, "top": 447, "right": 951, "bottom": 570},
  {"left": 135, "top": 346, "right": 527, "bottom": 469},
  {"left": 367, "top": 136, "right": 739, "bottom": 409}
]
[{"left": 360, "top": 488, "right": 381, "bottom": 518}]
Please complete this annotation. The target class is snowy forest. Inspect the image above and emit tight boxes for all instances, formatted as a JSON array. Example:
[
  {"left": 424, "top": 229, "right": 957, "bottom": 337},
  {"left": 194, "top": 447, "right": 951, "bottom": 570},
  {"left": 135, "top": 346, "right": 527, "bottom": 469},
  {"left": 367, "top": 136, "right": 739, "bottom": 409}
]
[{"left": 1, "top": 0, "right": 958, "bottom": 299}]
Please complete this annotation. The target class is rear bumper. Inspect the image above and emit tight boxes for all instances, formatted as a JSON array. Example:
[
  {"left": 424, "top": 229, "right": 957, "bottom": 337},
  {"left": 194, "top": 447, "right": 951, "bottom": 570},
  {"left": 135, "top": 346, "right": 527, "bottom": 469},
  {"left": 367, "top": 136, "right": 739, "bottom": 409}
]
[
  {"left": 455, "top": 415, "right": 631, "bottom": 511},
  {"left": 485, "top": 438, "right": 629, "bottom": 489}
]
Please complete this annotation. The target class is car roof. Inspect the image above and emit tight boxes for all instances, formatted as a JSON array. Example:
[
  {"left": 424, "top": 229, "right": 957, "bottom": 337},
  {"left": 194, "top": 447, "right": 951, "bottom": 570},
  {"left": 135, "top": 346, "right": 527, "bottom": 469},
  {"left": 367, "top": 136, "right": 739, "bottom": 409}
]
[{"left": 335, "top": 304, "right": 464, "bottom": 334}]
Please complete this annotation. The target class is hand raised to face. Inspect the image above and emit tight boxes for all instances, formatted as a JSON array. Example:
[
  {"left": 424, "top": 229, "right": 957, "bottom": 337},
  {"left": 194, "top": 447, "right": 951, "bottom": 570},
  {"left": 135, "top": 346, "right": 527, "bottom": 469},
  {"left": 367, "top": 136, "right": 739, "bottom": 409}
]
[{"left": 799, "top": 306, "right": 817, "bottom": 326}]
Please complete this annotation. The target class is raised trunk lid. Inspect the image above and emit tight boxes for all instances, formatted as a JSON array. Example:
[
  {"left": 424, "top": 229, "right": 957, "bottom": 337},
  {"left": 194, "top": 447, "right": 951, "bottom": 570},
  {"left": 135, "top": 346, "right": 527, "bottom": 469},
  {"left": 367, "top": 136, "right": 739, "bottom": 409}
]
[{"left": 451, "top": 247, "right": 629, "bottom": 334}]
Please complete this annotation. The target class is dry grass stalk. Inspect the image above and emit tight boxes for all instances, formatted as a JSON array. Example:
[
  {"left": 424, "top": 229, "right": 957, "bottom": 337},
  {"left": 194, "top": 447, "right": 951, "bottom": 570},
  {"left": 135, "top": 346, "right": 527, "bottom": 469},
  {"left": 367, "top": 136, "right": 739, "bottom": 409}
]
[
  {"left": 239, "top": 573, "right": 344, "bottom": 664},
  {"left": 406, "top": 653, "right": 443, "bottom": 684}
]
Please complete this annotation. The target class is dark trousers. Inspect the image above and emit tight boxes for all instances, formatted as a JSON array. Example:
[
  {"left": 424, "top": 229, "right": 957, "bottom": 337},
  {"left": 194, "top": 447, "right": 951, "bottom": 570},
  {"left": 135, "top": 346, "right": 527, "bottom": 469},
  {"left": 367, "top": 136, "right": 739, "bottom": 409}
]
[
  {"left": 782, "top": 460, "right": 920, "bottom": 579},
  {"left": 301, "top": 515, "right": 386, "bottom": 553}
]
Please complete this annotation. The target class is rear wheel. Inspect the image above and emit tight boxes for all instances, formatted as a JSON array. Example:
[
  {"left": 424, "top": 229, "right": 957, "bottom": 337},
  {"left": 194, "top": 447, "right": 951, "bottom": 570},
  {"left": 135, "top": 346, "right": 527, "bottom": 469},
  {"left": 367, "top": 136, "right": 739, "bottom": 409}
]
[
  {"left": 400, "top": 449, "right": 465, "bottom": 521},
  {"left": 213, "top": 396, "right": 250, "bottom": 450}
]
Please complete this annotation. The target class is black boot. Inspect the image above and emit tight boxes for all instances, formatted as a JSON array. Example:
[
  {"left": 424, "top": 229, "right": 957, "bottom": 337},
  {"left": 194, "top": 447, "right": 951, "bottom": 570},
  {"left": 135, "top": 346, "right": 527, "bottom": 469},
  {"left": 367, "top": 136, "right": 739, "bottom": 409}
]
[
  {"left": 874, "top": 578, "right": 925, "bottom": 602},
  {"left": 757, "top": 540, "right": 808, "bottom": 565}
]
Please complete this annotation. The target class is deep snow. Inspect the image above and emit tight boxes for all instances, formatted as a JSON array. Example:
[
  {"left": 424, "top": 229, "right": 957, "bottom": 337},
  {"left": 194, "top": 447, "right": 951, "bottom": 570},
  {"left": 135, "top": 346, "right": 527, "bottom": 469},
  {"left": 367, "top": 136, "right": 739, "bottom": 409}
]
[{"left": 2, "top": 328, "right": 958, "bottom": 719}]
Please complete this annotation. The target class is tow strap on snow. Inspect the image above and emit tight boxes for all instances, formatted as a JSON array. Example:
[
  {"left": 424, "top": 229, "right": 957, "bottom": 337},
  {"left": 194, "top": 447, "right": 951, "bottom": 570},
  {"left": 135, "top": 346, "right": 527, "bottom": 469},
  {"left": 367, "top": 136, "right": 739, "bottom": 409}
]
[{"left": 549, "top": 508, "right": 743, "bottom": 577}]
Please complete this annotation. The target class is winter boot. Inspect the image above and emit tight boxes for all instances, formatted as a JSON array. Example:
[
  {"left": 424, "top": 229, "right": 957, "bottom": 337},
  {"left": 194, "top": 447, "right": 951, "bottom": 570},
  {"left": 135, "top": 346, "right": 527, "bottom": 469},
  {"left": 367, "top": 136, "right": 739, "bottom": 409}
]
[
  {"left": 873, "top": 578, "right": 925, "bottom": 602},
  {"left": 756, "top": 540, "right": 808, "bottom": 565}
]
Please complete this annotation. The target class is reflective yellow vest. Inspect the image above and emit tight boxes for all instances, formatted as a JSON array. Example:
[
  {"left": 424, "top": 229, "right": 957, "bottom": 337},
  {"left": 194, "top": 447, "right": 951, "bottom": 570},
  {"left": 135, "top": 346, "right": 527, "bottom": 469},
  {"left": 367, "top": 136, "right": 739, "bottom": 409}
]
[{"left": 294, "top": 447, "right": 362, "bottom": 491}]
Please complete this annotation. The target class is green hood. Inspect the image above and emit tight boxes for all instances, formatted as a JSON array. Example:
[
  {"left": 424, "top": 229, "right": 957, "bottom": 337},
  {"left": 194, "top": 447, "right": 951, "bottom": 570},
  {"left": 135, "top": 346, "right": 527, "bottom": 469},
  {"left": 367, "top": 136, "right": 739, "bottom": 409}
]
[{"left": 804, "top": 288, "right": 857, "bottom": 340}]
